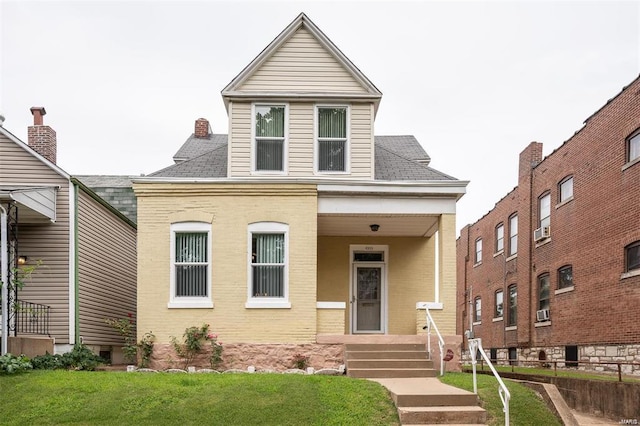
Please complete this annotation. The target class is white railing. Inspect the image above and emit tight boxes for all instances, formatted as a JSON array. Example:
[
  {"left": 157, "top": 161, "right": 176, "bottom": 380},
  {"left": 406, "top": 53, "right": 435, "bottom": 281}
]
[
  {"left": 424, "top": 306, "right": 445, "bottom": 376},
  {"left": 468, "top": 337, "right": 510, "bottom": 425}
]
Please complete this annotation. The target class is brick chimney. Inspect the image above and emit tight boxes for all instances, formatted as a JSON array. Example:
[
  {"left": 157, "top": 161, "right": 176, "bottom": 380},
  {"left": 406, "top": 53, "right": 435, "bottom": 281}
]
[
  {"left": 28, "top": 107, "right": 57, "bottom": 164},
  {"left": 194, "top": 118, "right": 210, "bottom": 138},
  {"left": 518, "top": 141, "right": 543, "bottom": 182}
]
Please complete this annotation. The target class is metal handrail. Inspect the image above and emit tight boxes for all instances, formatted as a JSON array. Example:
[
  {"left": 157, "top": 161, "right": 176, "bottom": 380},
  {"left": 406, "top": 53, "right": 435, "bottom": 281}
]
[
  {"left": 15, "top": 300, "right": 51, "bottom": 336},
  {"left": 468, "top": 338, "right": 510, "bottom": 425},
  {"left": 424, "top": 306, "right": 446, "bottom": 376}
]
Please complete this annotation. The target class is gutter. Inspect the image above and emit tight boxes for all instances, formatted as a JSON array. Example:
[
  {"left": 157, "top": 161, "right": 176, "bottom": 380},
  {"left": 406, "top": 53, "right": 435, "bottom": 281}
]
[{"left": 70, "top": 177, "right": 136, "bottom": 230}]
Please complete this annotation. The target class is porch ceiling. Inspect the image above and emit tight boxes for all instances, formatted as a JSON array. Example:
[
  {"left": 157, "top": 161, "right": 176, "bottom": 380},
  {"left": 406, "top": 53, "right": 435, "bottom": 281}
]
[{"left": 318, "top": 214, "right": 439, "bottom": 237}]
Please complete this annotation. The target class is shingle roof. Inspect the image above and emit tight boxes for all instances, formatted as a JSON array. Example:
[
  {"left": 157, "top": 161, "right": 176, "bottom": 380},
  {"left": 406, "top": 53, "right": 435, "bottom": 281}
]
[
  {"left": 156, "top": 134, "right": 456, "bottom": 181},
  {"left": 172, "top": 134, "right": 228, "bottom": 162},
  {"left": 75, "top": 175, "right": 138, "bottom": 223}
]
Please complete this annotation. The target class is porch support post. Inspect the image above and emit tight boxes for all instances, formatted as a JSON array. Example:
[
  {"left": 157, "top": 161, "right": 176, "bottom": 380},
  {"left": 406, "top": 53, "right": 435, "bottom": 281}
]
[{"left": 1, "top": 205, "right": 8, "bottom": 355}]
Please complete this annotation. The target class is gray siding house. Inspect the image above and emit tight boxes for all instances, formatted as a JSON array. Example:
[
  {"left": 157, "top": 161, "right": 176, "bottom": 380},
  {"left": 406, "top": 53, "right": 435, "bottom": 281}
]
[{"left": 0, "top": 108, "right": 136, "bottom": 362}]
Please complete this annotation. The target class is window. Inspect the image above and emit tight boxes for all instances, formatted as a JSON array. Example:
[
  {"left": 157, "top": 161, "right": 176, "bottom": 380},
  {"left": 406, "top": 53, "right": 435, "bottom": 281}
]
[
  {"left": 495, "top": 223, "right": 504, "bottom": 253},
  {"left": 628, "top": 130, "right": 640, "bottom": 163},
  {"left": 475, "top": 238, "right": 482, "bottom": 264},
  {"left": 254, "top": 105, "right": 286, "bottom": 172},
  {"left": 625, "top": 241, "right": 640, "bottom": 273},
  {"left": 247, "top": 222, "right": 290, "bottom": 308},
  {"left": 508, "top": 347, "right": 517, "bottom": 365},
  {"left": 169, "top": 222, "right": 212, "bottom": 308},
  {"left": 490, "top": 348, "right": 498, "bottom": 362},
  {"left": 558, "top": 265, "right": 573, "bottom": 289},
  {"left": 474, "top": 297, "right": 481, "bottom": 323},
  {"left": 565, "top": 345, "right": 578, "bottom": 368},
  {"left": 539, "top": 193, "right": 550, "bottom": 229},
  {"left": 558, "top": 176, "right": 574, "bottom": 203},
  {"left": 317, "top": 106, "right": 348, "bottom": 172},
  {"left": 508, "top": 214, "right": 518, "bottom": 256},
  {"left": 507, "top": 284, "right": 517, "bottom": 326},
  {"left": 494, "top": 290, "right": 503, "bottom": 318},
  {"left": 538, "top": 273, "right": 550, "bottom": 312}
]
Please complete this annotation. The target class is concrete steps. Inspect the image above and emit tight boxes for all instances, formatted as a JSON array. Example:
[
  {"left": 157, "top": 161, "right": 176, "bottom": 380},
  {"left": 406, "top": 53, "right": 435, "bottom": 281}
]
[{"left": 347, "top": 343, "right": 485, "bottom": 425}]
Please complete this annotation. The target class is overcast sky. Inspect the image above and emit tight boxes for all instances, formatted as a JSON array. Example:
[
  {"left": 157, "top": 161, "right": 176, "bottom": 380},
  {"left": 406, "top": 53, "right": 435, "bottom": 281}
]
[{"left": 1, "top": 0, "right": 638, "bottom": 235}]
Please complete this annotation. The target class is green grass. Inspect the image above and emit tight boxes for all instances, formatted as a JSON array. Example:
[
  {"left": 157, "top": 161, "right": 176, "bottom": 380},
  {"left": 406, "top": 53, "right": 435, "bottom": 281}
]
[
  {"left": 439, "top": 372, "right": 562, "bottom": 426},
  {"left": 468, "top": 363, "right": 640, "bottom": 382},
  {"left": 0, "top": 371, "right": 400, "bottom": 425}
]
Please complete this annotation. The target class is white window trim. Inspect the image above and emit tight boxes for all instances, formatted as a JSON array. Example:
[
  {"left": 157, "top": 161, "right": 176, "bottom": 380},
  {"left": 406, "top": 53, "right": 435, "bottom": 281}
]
[
  {"left": 251, "top": 103, "right": 289, "bottom": 175},
  {"left": 168, "top": 222, "right": 213, "bottom": 309},
  {"left": 246, "top": 222, "right": 290, "bottom": 309},
  {"left": 314, "top": 104, "right": 351, "bottom": 175}
]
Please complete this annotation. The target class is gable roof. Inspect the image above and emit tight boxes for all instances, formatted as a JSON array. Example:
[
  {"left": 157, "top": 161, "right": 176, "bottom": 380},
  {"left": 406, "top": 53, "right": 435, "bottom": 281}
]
[
  {"left": 153, "top": 133, "right": 455, "bottom": 182},
  {"left": 221, "top": 13, "right": 382, "bottom": 112},
  {"left": 0, "top": 126, "right": 69, "bottom": 179}
]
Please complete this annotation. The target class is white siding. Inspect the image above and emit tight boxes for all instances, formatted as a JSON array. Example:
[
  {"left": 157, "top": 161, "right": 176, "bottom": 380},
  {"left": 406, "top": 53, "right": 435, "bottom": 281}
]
[{"left": 238, "top": 27, "right": 367, "bottom": 94}]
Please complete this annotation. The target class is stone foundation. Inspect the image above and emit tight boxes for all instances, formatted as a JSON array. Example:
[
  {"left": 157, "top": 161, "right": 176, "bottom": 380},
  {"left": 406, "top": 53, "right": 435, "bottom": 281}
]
[
  {"left": 462, "top": 344, "right": 640, "bottom": 375},
  {"left": 148, "top": 343, "right": 344, "bottom": 372}
]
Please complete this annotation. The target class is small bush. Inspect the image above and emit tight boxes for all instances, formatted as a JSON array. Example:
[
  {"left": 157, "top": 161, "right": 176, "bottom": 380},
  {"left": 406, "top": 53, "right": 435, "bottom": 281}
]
[
  {"left": 0, "top": 353, "right": 32, "bottom": 374},
  {"left": 138, "top": 332, "right": 155, "bottom": 368},
  {"left": 31, "top": 345, "right": 105, "bottom": 371},
  {"left": 31, "top": 352, "right": 66, "bottom": 370}
]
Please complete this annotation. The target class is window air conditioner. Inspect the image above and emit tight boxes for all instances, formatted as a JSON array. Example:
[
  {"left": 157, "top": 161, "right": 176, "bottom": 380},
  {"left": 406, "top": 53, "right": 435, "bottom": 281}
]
[
  {"left": 534, "top": 226, "right": 551, "bottom": 242},
  {"left": 536, "top": 309, "right": 550, "bottom": 322}
]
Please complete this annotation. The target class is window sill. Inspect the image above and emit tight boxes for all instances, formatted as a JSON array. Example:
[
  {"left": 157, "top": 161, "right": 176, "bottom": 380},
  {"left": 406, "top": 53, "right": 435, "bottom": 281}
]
[
  {"left": 555, "top": 286, "right": 574, "bottom": 295},
  {"left": 622, "top": 156, "right": 640, "bottom": 171},
  {"left": 505, "top": 326, "right": 517, "bottom": 331},
  {"left": 472, "top": 321, "right": 482, "bottom": 326},
  {"left": 621, "top": 269, "right": 640, "bottom": 280},
  {"left": 492, "top": 317, "right": 503, "bottom": 322},
  {"left": 555, "top": 196, "right": 574, "bottom": 209},
  {"left": 493, "top": 250, "right": 504, "bottom": 258},
  {"left": 167, "top": 300, "right": 213, "bottom": 309},
  {"left": 506, "top": 254, "right": 517, "bottom": 262},
  {"left": 245, "top": 300, "right": 291, "bottom": 309},
  {"left": 535, "top": 321, "right": 552, "bottom": 328},
  {"left": 473, "top": 262, "right": 482, "bottom": 268}
]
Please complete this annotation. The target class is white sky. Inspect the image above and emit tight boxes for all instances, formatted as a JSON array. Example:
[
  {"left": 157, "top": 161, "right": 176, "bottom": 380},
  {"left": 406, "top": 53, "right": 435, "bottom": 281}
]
[{"left": 1, "top": 0, "right": 638, "bottom": 235}]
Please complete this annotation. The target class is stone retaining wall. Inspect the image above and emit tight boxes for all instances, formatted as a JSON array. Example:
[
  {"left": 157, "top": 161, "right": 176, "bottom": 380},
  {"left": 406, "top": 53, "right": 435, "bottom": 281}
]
[{"left": 148, "top": 343, "right": 344, "bottom": 372}]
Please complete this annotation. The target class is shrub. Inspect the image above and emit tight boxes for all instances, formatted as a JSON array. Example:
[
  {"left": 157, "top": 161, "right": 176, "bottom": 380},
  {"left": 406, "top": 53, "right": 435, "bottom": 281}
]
[
  {"left": 104, "top": 313, "right": 137, "bottom": 364},
  {"left": 171, "top": 324, "right": 223, "bottom": 369},
  {"left": 292, "top": 353, "right": 309, "bottom": 370},
  {"left": 61, "top": 344, "right": 105, "bottom": 371},
  {"left": 138, "top": 331, "right": 155, "bottom": 368},
  {"left": 31, "top": 352, "right": 66, "bottom": 370},
  {"left": 0, "top": 353, "right": 32, "bottom": 374}
]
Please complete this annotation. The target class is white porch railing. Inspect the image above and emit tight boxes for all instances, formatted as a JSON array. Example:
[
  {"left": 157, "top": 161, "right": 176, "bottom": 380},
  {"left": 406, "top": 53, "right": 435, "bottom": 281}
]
[
  {"left": 424, "top": 306, "right": 445, "bottom": 376},
  {"left": 468, "top": 337, "right": 510, "bottom": 425}
]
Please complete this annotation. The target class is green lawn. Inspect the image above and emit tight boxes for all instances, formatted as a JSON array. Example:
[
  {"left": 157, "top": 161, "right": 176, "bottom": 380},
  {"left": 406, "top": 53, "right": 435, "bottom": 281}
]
[
  {"left": 439, "top": 372, "right": 562, "bottom": 426},
  {"left": 0, "top": 371, "right": 400, "bottom": 425},
  {"left": 467, "top": 363, "right": 640, "bottom": 382}
]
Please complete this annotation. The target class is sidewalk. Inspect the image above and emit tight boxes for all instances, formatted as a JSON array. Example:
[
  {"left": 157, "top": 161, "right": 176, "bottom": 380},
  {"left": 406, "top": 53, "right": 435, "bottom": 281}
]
[{"left": 571, "top": 410, "right": 619, "bottom": 425}]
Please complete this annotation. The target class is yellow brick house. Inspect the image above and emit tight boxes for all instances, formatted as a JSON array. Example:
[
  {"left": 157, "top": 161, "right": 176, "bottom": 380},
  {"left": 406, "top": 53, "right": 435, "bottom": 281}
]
[{"left": 133, "top": 13, "right": 468, "bottom": 371}]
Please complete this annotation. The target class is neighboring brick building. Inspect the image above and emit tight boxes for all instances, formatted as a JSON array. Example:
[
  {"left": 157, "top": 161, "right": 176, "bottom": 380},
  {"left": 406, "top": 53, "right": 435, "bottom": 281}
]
[{"left": 457, "top": 75, "right": 640, "bottom": 374}]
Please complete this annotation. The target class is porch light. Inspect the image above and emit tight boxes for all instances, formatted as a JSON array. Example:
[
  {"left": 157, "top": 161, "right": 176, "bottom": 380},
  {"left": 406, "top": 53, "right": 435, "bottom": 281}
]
[
  {"left": 18, "top": 256, "right": 27, "bottom": 265},
  {"left": 369, "top": 224, "right": 380, "bottom": 232}
]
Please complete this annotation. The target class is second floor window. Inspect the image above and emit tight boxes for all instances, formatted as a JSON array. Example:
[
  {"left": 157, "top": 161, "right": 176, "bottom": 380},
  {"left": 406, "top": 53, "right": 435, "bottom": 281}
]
[
  {"left": 509, "top": 214, "right": 518, "bottom": 256},
  {"left": 475, "top": 238, "right": 482, "bottom": 264},
  {"left": 495, "top": 223, "right": 504, "bottom": 253},
  {"left": 255, "top": 105, "right": 286, "bottom": 172},
  {"left": 317, "top": 106, "right": 348, "bottom": 172},
  {"left": 628, "top": 130, "right": 640, "bottom": 163},
  {"left": 539, "top": 193, "right": 550, "bottom": 229}
]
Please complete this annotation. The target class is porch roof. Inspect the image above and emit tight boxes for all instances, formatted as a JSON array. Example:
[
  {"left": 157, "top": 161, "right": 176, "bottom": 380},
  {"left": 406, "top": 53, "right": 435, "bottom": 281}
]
[{"left": 0, "top": 186, "right": 57, "bottom": 223}]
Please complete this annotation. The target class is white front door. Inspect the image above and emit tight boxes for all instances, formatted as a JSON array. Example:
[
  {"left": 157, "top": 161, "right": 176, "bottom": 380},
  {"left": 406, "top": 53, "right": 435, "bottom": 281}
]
[{"left": 352, "top": 263, "right": 385, "bottom": 333}]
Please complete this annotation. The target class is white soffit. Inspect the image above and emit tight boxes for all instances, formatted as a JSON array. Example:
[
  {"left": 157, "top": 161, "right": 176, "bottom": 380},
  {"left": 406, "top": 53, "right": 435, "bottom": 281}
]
[
  {"left": 318, "top": 196, "right": 456, "bottom": 215},
  {"left": 0, "top": 187, "right": 57, "bottom": 222}
]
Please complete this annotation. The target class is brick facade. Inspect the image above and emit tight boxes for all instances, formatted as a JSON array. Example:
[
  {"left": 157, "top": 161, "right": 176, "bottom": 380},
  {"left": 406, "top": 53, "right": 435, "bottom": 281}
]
[{"left": 457, "top": 75, "right": 640, "bottom": 369}]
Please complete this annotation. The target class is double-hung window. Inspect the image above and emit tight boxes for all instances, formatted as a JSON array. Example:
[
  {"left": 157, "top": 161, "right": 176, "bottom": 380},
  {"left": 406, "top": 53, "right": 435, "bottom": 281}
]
[
  {"left": 539, "top": 193, "right": 551, "bottom": 229},
  {"left": 495, "top": 290, "right": 503, "bottom": 318},
  {"left": 254, "top": 105, "right": 286, "bottom": 172},
  {"left": 538, "top": 274, "right": 550, "bottom": 312},
  {"left": 558, "top": 176, "right": 574, "bottom": 203},
  {"left": 247, "top": 222, "right": 290, "bottom": 308},
  {"left": 475, "top": 238, "right": 482, "bottom": 264},
  {"left": 474, "top": 297, "right": 482, "bottom": 323},
  {"left": 317, "top": 106, "right": 348, "bottom": 172},
  {"left": 507, "top": 284, "right": 517, "bottom": 326},
  {"left": 627, "top": 130, "right": 640, "bottom": 163},
  {"left": 558, "top": 265, "right": 573, "bottom": 289},
  {"left": 508, "top": 214, "right": 518, "bottom": 256},
  {"left": 495, "top": 223, "right": 504, "bottom": 253},
  {"left": 625, "top": 241, "right": 640, "bottom": 273},
  {"left": 169, "top": 222, "right": 212, "bottom": 308}
]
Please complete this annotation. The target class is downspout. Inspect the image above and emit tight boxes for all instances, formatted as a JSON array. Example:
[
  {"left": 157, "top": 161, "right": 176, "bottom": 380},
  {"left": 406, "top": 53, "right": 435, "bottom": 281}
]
[
  {"left": 527, "top": 166, "right": 534, "bottom": 348},
  {"left": 434, "top": 228, "right": 439, "bottom": 304},
  {"left": 1, "top": 205, "right": 8, "bottom": 355}
]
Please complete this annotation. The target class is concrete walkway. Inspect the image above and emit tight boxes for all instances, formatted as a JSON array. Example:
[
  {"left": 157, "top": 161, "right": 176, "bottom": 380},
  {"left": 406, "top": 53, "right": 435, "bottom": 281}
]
[
  {"left": 372, "top": 377, "right": 476, "bottom": 398},
  {"left": 571, "top": 410, "right": 619, "bottom": 425}
]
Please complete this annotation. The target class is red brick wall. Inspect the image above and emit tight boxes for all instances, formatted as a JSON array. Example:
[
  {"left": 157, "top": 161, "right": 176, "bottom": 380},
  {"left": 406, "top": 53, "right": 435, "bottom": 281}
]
[
  {"left": 457, "top": 76, "right": 640, "bottom": 351},
  {"left": 27, "top": 125, "right": 57, "bottom": 164}
]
